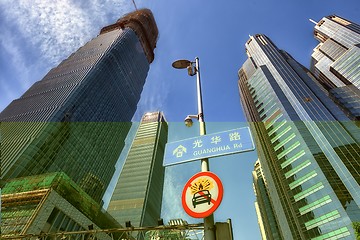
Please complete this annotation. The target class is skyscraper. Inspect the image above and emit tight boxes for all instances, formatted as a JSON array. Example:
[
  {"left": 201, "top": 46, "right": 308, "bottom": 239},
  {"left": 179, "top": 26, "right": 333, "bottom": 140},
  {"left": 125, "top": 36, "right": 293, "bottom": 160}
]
[
  {"left": 0, "top": 9, "right": 158, "bottom": 203},
  {"left": 107, "top": 112, "right": 168, "bottom": 227},
  {"left": 238, "top": 34, "right": 360, "bottom": 239},
  {"left": 252, "top": 160, "right": 282, "bottom": 240},
  {"left": 310, "top": 15, "right": 360, "bottom": 121}
]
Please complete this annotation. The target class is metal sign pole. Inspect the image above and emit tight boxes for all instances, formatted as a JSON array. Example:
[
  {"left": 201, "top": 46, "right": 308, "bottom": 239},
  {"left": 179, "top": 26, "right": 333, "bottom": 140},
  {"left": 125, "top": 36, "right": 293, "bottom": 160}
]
[{"left": 195, "top": 57, "right": 216, "bottom": 240}]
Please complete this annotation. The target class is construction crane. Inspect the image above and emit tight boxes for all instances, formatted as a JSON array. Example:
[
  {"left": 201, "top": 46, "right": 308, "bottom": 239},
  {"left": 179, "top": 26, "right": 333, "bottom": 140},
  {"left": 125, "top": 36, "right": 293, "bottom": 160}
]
[{"left": 131, "top": 0, "right": 138, "bottom": 10}]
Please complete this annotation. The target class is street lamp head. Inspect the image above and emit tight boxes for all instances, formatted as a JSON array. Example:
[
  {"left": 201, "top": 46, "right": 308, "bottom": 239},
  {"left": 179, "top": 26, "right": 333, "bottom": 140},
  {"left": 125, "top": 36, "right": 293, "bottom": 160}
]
[
  {"left": 187, "top": 65, "right": 195, "bottom": 76},
  {"left": 184, "top": 115, "right": 199, "bottom": 127},
  {"left": 172, "top": 59, "right": 197, "bottom": 76},
  {"left": 172, "top": 59, "right": 191, "bottom": 69},
  {"left": 184, "top": 116, "right": 194, "bottom": 127}
]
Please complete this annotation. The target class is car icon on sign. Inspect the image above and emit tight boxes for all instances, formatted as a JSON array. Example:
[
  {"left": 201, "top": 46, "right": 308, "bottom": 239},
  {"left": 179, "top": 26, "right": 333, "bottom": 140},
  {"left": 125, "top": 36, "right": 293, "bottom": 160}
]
[{"left": 192, "top": 190, "right": 211, "bottom": 208}]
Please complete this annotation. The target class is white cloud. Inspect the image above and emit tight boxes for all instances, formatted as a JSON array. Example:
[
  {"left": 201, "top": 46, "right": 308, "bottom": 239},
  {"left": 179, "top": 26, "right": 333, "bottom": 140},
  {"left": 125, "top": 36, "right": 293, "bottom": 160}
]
[
  {"left": 1, "top": 0, "right": 87, "bottom": 65},
  {"left": 0, "top": 0, "right": 131, "bottom": 65},
  {"left": 0, "top": 28, "right": 31, "bottom": 90}
]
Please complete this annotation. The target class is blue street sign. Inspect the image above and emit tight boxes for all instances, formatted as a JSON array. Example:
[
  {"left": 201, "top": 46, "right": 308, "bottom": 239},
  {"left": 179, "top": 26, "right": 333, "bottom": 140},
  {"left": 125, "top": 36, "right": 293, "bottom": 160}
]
[{"left": 164, "top": 127, "right": 255, "bottom": 166}]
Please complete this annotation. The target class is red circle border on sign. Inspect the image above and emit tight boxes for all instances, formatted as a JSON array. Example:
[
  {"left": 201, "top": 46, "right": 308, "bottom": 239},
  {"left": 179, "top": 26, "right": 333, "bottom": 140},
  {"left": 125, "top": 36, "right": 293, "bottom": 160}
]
[{"left": 181, "top": 171, "right": 223, "bottom": 218}]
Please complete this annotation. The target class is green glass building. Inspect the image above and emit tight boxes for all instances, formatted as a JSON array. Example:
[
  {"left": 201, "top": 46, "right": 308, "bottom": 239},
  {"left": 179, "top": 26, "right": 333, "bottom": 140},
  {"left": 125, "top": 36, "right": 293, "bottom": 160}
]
[
  {"left": 1, "top": 172, "right": 123, "bottom": 238},
  {"left": 107, "top": 112, "right": 168, "bottom": 227},
  {"left": 239, "top": 34, "right": 360, "bottom": 239},
  {"left": 252, "top": 160, "right": 282, "bottom": 240},
  {"left": 0, "top": 9, "right": 158, "bottom": 203}
]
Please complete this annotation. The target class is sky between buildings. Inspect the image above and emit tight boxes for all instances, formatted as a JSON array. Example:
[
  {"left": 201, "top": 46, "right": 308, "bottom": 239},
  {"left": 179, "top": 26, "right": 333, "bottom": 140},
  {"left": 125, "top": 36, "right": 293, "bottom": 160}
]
[{"left": 1, "top": 1, "right": 360, "bottom": 239}]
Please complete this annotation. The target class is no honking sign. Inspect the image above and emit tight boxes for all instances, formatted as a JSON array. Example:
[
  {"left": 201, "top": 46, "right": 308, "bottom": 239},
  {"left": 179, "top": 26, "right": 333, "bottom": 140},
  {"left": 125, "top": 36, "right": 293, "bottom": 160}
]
[{"left": 182, "top": 171, "right": 223, "bottom": 218}]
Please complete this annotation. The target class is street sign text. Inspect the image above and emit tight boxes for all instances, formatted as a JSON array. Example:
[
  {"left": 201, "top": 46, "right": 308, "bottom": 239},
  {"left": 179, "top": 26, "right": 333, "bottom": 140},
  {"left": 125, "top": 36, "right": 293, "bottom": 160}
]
[{"left": 164, "top": 127, "right": 255, "bottom": 166}]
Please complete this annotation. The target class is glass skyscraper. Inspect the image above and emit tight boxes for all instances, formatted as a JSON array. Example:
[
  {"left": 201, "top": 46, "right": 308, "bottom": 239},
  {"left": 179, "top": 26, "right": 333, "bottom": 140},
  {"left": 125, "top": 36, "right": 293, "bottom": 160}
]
[
  {"left": 107, "top": 112, "right": 168, "bottom": 227},
  {"left": 252, "top": 160, "right": 282, "bottom": 240},
  {"left": 239, "top": 34, "right": 360, "bottom": 239},
  {"left": 310, "top": 15, "right": 360, "bottom": 122},
  {"left": 0, "top": 9, "right": 158, "bottom": 203}
]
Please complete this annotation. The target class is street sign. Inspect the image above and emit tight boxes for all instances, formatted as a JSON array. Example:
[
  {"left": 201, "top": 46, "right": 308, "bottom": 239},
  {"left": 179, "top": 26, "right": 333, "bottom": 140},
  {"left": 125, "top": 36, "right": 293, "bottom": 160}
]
[
  {"left": 182, "top": 171, "right": 223, "bottom": 218},
  {"left": 164, "top": 127, "right": 255, "bottom": 166}
]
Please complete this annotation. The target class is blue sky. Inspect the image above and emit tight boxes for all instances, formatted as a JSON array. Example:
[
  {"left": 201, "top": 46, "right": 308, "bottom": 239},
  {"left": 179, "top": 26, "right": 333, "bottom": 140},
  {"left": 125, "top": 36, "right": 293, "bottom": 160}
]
[{"left": 1, "top": 1, "right": 360, "bottom": 239}]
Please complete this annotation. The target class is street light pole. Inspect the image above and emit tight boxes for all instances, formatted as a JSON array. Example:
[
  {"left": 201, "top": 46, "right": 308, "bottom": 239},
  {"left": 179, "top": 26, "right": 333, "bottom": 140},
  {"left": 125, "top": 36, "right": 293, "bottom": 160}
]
[
  {"left": 172, "top": 57, "right": 216, "bottom": 240},
  {"left": 194, "top": 57, "right": 208, "bottom": 172},
  {"left": 193, "top": 57, "right": 215, "bottom": 240}
]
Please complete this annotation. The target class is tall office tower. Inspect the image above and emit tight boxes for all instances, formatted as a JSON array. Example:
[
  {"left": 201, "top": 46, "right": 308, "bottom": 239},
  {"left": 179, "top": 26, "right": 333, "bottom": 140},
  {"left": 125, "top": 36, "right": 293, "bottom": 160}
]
[
  {"left": 310, "top": 15, "right": 360, "bottom": 121},
  {"left": 238, "top": 34, "right": 360, "bottom": 239},
  {"left": 0, "top": 9, "right": 158, "bottom": 203},
  {"left": 252, "top": 160, "right": 282, "bottom": 240},
  {"left": 108, "top": 112, "right": 168, "bottom": 227}
]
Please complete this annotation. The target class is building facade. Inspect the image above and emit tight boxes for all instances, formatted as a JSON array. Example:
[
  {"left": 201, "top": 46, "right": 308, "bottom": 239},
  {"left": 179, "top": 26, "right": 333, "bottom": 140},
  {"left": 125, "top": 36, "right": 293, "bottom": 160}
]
[
  {"left": 310, "top": 15, "right": 360, "bottom": 121},
  {"left": 238, "top": 34, "right": 360, "bottom": 239},
  {"left": 252, "top": 160, "right": 282, "bottom": 240},
  {"left": 1, "top": 172, "right": 124, "bottom": 238},
  {"left": 107, "top": 112, "right": 168, "bottom": 227},
  {"left": 0, "top": 9, "right": 158, "bottom": 203}
]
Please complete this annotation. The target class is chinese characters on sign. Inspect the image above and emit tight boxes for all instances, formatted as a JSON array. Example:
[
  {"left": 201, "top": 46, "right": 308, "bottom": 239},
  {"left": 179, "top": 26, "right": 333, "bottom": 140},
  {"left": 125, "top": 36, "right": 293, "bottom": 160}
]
[
  {"left": 193, "top": 139, "right": 203, "bottom": 148},
  {"left": 164, "top": 127, "right": 255, "bottom": 166},
  {"left": 229, "top": 132, "right": 241, "bottom": 141}
]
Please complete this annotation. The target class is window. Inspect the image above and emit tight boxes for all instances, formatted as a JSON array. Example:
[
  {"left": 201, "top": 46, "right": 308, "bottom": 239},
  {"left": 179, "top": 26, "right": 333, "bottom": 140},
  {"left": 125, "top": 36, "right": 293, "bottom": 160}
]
[
  {"left": 294, "top": 182, "right": 324, "bottom": 202},
  {"left": 289, "top": 170, "right": 317, "bottom": 190},
  {"left": 331, "top": 16, "right": 351, "bottom": 26},
  {"left": 305, "top": 210, "right": 340, "bottom": 230}
]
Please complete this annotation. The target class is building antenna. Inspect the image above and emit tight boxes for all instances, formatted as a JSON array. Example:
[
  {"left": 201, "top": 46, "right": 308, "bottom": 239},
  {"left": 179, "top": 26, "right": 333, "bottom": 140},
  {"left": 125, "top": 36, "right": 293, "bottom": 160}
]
[
  {"left": 309, "top": 19, "right": 317, "bottom": 25},
  {"left": 131, "top": 0, "right": 138, "bottom": 10}
]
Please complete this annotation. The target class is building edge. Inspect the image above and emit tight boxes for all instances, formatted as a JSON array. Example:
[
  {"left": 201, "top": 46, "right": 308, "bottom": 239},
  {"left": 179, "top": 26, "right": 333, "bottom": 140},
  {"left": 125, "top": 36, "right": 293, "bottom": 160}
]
[{"left": 100, "top": 8, "right": 158, "bottom": 63}]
